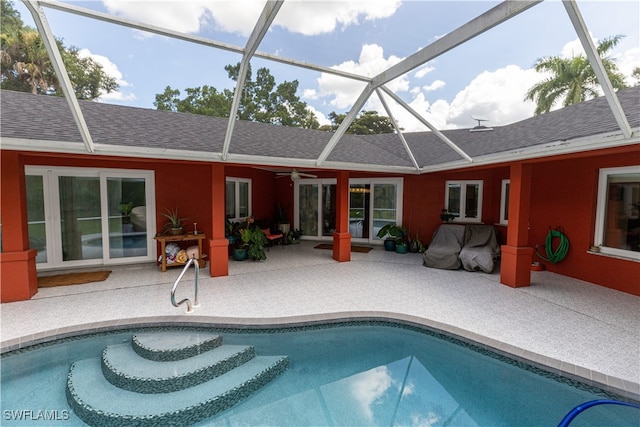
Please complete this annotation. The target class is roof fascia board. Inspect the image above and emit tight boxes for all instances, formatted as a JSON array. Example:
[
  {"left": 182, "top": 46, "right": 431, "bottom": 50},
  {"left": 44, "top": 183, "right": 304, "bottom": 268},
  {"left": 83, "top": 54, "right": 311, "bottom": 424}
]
[
  {"left": 221, "top": 0, "right": 283, "bottom": 161},
  {"left": 24, "top": 0, "right": 95, "bottom": 153},
  {"left": 371, "top": 1, "right": 542, "bottom": 88},
  {"left": 375, "top": 88, "right": 420, "bottom": 170},
  {"left": 38, "top": 0, "right": 371, "bottom": 84},
  {"left": 420, "top": 130, "right": 640, "bottom": 174},
  {"left": 562, "top": 0, "right": 633, "bottom": 138},
  {"left": 380, "top": 86, "right": 473, "bottom": 163}
]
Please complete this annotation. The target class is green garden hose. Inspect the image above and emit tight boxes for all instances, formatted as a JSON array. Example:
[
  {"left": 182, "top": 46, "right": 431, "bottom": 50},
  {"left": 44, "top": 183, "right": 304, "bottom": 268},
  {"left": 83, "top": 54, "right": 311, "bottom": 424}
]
[{"left": 535, "top": 227, "right": 570, "bottom": 264}]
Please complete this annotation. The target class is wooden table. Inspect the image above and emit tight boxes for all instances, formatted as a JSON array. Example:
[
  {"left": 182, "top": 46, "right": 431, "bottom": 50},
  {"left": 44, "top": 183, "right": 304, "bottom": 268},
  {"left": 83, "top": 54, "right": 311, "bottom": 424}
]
[{"left": 154, "top": 233, "right": 206, "bottom": 272}]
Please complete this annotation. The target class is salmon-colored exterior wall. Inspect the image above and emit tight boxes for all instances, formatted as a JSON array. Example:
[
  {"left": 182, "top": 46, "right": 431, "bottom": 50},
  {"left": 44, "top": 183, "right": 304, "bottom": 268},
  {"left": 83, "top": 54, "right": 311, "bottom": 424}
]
[{"left": 1, "top": 145, "right": 638, "bottom": 301}]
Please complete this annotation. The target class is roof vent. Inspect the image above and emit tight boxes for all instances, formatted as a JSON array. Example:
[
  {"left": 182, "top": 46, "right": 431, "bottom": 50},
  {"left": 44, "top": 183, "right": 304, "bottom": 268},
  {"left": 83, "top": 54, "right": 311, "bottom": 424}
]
[{"left": 470, "top": 116, "right": 493, "bottom": 132}]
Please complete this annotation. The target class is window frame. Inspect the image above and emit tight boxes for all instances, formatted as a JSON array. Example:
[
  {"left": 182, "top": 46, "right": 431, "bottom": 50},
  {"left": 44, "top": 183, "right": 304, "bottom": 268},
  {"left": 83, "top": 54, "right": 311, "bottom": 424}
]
[
  {"left": 500, "top": 179, "right": 510, "bottom": 225},
  {"left": 593, "top": 165, "right": 640, "bottom": 260},
  {"left": 225, "top": 177, "right": 252, "bottom": 221},
  {"left": 445, "top": 180, "right": 483, "bottom": 223}
]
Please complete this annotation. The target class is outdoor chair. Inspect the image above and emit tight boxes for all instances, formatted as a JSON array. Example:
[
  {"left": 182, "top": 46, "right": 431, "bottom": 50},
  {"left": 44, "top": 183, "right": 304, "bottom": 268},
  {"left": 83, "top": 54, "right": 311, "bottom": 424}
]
[
  {"left": 262, "top": 227, "right": 284, "bottom": 250},
  {"left": 422, "top": 224, "right": 466, "bottom": 270}
]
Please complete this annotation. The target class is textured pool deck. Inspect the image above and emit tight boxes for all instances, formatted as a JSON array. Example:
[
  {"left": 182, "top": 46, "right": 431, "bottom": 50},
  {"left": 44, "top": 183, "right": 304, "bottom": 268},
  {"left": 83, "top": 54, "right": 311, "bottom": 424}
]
[{"left": 1, "top": 241, "right": 639, "bottom": 400}]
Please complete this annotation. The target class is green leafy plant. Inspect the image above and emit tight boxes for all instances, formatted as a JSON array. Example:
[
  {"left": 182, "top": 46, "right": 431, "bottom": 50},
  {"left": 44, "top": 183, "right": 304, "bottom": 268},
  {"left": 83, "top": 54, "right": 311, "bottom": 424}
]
[
  {"left": 248, "top": 228, "right": 267, "bottom": 261},
  {"left": 376, "top": 223, "right": 407, "bottom": 243},
  {"left": 440, "top": 209, "right": 455, "bottom": 222},
  {"left": 162, "top": 207, "right": 188, "bottom": 233}
]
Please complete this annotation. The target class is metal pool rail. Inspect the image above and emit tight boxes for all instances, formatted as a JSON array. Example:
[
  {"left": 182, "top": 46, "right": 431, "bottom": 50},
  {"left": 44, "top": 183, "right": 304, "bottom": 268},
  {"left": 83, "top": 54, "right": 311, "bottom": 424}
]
[
  {"left": 557, "top": 399, "right": 640, "bottom": 427},
  {"left": 170, "top": 256, "right": 200, "bottom": 313}
]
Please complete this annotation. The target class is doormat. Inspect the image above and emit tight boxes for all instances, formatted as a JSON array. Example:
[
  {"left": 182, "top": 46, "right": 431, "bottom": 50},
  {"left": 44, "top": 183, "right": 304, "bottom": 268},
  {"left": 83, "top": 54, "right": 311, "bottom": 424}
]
[
  {"left": 314, "top": 244, "right": 373, "bottom": 253},
  {"left": 38, "top": 271, "right": 112, "bottom": 288}
]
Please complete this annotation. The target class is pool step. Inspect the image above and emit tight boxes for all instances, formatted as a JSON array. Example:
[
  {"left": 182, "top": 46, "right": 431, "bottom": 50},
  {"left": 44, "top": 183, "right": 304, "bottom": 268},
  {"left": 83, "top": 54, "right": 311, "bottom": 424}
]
[{"left": 66, "top": 331, "right": 289, "bottom": 426}]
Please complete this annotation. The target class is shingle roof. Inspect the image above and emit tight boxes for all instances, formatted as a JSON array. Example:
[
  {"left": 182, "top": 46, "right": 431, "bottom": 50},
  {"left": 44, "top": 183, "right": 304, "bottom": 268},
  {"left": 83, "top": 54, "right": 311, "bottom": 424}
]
[{"left": 1, "top": 86, "right": 638, "bottom": 171}]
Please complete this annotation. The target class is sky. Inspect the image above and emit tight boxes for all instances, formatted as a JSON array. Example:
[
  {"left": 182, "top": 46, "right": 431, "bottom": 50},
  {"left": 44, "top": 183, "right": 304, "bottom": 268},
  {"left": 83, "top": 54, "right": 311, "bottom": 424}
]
[{"left": 14, "top": 0, "right": 640, "bottom": 131}]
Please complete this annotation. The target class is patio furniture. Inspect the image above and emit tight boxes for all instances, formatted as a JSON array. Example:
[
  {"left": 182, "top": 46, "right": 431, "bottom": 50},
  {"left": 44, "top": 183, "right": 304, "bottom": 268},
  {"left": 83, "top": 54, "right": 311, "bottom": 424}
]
[
  {"left": 422, "top": 224, "right": 466, "bottom": 270},
  {"left": 262, "top": 228, "right": 284, "bottom": 250},
  {"left": 459, "top": 224, "right": 500, "bottom": 273}
]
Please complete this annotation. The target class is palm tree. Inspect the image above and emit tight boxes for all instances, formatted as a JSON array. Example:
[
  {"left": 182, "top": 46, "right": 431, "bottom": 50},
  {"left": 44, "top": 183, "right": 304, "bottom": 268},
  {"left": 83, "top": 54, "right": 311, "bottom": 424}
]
[{"left": 525, "top": 35, "right": 628, "bottom": 115}]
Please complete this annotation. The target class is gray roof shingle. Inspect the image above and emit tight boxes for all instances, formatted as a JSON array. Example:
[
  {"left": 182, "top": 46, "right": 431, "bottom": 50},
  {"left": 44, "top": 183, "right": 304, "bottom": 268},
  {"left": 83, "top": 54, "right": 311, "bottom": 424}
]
[{"left": 1, "top": 86, "right": 638, "bottom": 170}]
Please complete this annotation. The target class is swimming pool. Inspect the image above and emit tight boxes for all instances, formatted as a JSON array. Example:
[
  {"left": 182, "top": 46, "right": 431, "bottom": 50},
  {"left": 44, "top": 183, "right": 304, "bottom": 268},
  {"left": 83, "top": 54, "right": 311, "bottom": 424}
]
[{"left": 2, "top": 322, "right": 638, "bottom": 426}]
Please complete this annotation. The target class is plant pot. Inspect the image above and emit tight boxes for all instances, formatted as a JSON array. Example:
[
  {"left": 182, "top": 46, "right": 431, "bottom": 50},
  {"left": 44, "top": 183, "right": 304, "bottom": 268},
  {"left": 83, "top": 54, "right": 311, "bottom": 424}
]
[
  {"left": 232, "top": 248, "right": 248, "bottom": 261},
  {"left": 383, "top": 239, "right": 396, "bottom": 251},
  {"left": 395, "top": 243, "right": 408, "bottom": 254},
  {"left": 166, "top": 227, "right": 184, "bottom": 236},
  {"left": 408, "top": 241, "right": 419, "bottom": 253}
]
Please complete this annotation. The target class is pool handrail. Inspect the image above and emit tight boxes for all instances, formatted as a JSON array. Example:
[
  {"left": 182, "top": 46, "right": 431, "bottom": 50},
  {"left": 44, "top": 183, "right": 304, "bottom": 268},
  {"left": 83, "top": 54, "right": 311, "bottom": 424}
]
[
  {"left": 170, "top": 256, "right": 200, "bottom": 313},
  {"left": 557, "top": 399, "right": 640, "bottom": 427}
]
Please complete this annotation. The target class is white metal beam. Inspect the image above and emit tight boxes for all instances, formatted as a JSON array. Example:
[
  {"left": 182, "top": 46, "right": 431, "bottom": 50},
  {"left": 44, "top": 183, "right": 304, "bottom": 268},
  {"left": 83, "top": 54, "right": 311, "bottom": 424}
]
[
  {"left": 371, "top": 1, "right": 542, "bottom": 88},
  {"left": 315, "top": 1, "right": 539, "bottom": 166},
  {"left": 380, "top": 86, "right": 473, "bottom": 164},
  {"left": 562, "top": 0, "right": 632, "bottom": 138},
  {"left": 375, "top": 89, "right": 420, "bottom": 171},
  {"left": 38, "top": 0, "right": 371, "bottom": 83},
  {"left": 221, "top": 1, "right": 283, "bottom": 161},
  {"left": 23, "top": 0, "right": 95, "bottom": 153},
  {"left": 316, "top": 83, "right": 375, "bottom": 166}
]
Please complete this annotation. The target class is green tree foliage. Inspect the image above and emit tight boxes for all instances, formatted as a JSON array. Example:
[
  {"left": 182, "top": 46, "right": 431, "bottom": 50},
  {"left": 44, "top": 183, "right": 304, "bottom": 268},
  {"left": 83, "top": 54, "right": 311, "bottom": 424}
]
[
  {"left": 525, "top": 35, "right": 628, "bottom": 115},
  {"left": 319, "top": 110, "right": 397, "bottom": 134},
  {"left": 0, "top": 0, "right": 117, "bottom": 99},
  {"left": 154, "top": 63, "right": 320, "bottom": 129}
]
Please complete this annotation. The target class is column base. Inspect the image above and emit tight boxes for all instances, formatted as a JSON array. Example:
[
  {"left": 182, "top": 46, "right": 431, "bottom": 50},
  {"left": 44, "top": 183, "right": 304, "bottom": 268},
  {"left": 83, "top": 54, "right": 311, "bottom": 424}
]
[
  {"left": 208, "top": 238, "right": 229, "bottom": 277},
  {"left": 332, "top": 232, "right": 351, "bottom": 262},
  {"left": 0, "top": 249, "right": 38, "bottom": 302},
  {"left": 500, "top": 245, "right": 534, "bottom": 288}
]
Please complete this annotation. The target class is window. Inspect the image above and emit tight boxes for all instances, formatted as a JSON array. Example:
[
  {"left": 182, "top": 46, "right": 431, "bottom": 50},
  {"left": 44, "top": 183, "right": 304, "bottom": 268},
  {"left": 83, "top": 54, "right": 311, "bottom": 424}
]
[
  {"left": 500, "top": 179, "right": 510, "bottom": 225},
  {"left": 594, "top": 166, "right": 640, "bottom": 259},
  {"left": 445, "top": 180, "right": 483, "bottom": 223},
  {"left": 226, "top": 177, "right": 251, "bottom": 220}
]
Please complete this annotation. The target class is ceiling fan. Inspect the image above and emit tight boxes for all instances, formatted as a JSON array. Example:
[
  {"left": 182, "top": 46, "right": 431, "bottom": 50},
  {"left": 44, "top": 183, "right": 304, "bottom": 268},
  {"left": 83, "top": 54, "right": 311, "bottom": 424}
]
[{"left": 276, "top": 169, "right": 317, "bottom": 181}]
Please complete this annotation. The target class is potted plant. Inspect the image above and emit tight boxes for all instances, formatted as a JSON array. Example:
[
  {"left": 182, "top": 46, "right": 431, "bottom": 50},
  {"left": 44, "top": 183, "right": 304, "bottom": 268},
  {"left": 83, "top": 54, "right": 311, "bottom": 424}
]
[
  {"left": 287, "top": 228, "right": 303, "bottom": 244},
  {"left": 247, "top": 228, "right": 267, "bottom": 261},
  {"left": 232, "top": 228, "right": 251, "bottom": 261},
  {"left": 376, "top": 223, "right": 407, "bottom": 252},
  {"left": 275, "top": 204, "right": 290, "bottom": 236},
  {"left": 120, "top": 201, "right": 134, "bottom": 233},
  {"left": 440, "top": 208, "right": 455, "bottom": 222},
  {"left": 162, "top": 207, "right": 188, "bottom": 235},
  {"left": 409, "top": 231, "right": 426, "bottom": 253}
]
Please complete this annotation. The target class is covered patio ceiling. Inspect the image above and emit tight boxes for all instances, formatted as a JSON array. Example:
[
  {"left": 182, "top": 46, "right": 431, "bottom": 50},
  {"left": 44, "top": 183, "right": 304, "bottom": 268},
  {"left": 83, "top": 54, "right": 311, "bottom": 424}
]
[{"left": 17, "top": 0, "right": 636, "bottom": 174}]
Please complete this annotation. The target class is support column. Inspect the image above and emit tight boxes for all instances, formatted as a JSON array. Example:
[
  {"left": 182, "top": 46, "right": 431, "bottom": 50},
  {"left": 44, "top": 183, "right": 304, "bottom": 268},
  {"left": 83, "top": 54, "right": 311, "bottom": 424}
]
[
  {"left": 333, "top": 171, "right": 351, "bottom": 262},
  {"left": 0, "top": 151, "right": 38, "bottom": 302},
  {"left": 500, "top": 162, "right": 533, "bottom": 288},
  {"left": 209, "top": 163, "right": 229, "bottom": 277}
]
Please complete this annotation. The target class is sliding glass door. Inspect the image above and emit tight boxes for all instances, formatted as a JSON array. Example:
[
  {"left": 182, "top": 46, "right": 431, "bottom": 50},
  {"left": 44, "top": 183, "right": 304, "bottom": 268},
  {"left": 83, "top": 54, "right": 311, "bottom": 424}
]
[
  {"left": 295, "top": 179, "right": 337, "bottom": 239},
  {"left": 295, "top": 177, "right": 403, "bottom": 243},
  {"left": 26, "top": 167, "right": 156, "bottom": 270}
]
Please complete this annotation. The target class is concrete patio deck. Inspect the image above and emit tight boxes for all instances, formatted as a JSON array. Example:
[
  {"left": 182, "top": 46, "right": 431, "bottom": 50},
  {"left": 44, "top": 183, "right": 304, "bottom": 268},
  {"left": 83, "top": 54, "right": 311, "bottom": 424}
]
[{"left": 1, "top": 240, "right": 638, "bottom": 401}]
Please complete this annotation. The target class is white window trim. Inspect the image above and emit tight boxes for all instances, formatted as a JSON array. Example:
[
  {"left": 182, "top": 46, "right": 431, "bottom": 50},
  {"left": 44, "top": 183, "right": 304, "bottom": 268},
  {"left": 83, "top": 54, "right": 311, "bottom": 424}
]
[
  {"left": 445, "top": 180, "right": 483, "bottom": 223},
  {"left": 500, "top": 179, "right": 510, "bottom": 225},
  {"left": 594, "top": 165, "right": 640, "bottom": 260},
  {"left": 225, "top": 177, "right": 252, "bottom": 221}
]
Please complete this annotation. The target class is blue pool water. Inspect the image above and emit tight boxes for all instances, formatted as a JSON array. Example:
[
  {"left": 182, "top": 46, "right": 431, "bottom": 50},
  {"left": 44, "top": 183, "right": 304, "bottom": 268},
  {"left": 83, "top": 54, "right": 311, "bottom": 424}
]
[{"left": 2, "top": 323, "right": 638, "bottom": 426}]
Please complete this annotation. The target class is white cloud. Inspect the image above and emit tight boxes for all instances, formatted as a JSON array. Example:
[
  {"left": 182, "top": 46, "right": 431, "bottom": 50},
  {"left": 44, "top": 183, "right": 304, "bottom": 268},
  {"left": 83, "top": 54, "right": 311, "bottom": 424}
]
[
  {"left": 313, "top": 44, "right": 408, "bottom": 110},
  {"left": 414, "top": 64, "right": 435, "bottom": 79},
  {"left": 422, "top": 80, "right": 445, "bottom": 92},
  {"left": 77, "top": 48, "right": 136, "bottom": 102},
  {"left": 384, "top": 65, "right": 541, "bottom": 131},
  {"left": 103, "top": 0, "right": 217, "bottom": 34},
  {"left": 350, "top": 366, "right": 393, "bottom": 421},
  {"left": 276, "top": 1, "right": 401, "bottom": 36},
  {"left": 102, "top": 0, "right": 401, "bottom": 37}
]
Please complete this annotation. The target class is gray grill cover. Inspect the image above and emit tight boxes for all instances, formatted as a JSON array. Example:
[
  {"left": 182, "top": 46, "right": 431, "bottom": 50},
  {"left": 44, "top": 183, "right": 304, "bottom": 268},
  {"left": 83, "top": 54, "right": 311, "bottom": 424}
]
[
  {"left": 459, "top": 224, "right": 500, "bottom": 273},
  {"left": 422, "top": 224, "right": 466, "bottom": 270}
]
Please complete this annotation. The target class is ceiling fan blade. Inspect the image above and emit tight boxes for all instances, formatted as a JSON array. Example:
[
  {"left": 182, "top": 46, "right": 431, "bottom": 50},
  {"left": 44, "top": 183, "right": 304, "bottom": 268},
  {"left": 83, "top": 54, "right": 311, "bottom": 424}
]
[{"left": 299, "top": 173, "right": 317, "bottom": 178}]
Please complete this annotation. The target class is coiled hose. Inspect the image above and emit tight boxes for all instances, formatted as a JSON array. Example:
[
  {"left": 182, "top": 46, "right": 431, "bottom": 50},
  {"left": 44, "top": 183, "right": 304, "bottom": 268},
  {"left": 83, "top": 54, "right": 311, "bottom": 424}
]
[{"left": 536, "top": 227, "right": 570, "bottom": 264}]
